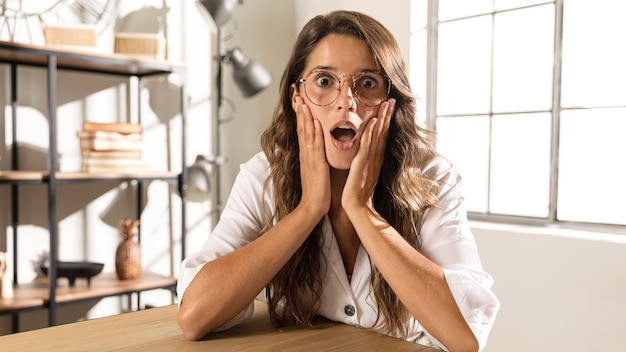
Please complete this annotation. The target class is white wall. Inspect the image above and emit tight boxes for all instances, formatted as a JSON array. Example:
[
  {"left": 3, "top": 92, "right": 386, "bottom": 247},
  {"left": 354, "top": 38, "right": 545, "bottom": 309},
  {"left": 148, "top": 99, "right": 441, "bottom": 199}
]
[
  {"left": 473, "top": 222, "right": 626, "bottom": 351},
  {"left": 294, "top": 0, "right": 411, "bottom": 62},
  {"left": 219, "top": 0, "right": 295, "bottom": 195}
]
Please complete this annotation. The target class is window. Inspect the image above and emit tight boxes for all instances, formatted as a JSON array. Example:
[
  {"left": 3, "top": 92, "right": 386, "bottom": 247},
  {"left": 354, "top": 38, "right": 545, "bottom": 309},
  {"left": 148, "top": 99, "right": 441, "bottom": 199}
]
[{"left": 410, "top": 0, "right": 626, "bottom": 232}]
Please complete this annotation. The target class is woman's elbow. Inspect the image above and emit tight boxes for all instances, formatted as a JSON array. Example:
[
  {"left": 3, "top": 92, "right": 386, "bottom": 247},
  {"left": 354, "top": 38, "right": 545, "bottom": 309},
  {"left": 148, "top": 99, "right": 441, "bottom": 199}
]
[
  {"left": 446, "top": 334, "right": 479, "bottom": 352},
  {"left": 177, "top": 306, "right": 218, "bottom": 341},
  {"left": 178, "top": 310, "right": 203, "bottom": 340}
]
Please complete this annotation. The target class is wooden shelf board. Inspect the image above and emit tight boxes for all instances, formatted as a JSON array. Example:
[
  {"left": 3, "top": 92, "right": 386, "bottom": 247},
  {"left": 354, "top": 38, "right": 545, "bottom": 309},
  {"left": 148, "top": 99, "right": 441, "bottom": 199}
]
[
  {"left": 0, "top": 170, "right": 45, "bottom": 181},
  {"left": 52, "top": 272, "right": 176, "bottom": 303},
  {"left": 0, "top": 40, "right": 184, "bottom": 77},
  {"left": 0, "top": 296, "right": 45, "bottom": 313},
  {"left": 55, "top": 171, "right": 179, "bottom": 182},
  {"left": 0, "top": 171, "right": 179, "bottom": 183},
  {"left": 0, "top": 272, "right": 175, "bottom": 312}
]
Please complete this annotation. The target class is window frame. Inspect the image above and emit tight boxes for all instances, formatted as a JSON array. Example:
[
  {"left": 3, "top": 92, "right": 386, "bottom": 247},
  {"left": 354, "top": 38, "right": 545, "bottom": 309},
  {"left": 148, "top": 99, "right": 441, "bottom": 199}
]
[{"left": 415, "top": 0, "right": 626, "bottom": 235}]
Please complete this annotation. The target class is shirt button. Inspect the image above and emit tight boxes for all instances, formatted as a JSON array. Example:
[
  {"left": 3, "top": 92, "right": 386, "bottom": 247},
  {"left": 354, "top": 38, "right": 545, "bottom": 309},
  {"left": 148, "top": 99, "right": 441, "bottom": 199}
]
[{"left": 344, "top": 304, "right": 355, "bottom": 316}]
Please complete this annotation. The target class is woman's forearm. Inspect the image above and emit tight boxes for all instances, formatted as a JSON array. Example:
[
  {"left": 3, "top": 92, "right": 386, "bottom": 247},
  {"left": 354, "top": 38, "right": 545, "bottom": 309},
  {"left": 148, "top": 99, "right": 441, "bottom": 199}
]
[
  {"left": 346, "top": 206, "right": 478, "bottom": 352},
  {"left": 177, "top": 205, "right": 323, "bottom": 340}
]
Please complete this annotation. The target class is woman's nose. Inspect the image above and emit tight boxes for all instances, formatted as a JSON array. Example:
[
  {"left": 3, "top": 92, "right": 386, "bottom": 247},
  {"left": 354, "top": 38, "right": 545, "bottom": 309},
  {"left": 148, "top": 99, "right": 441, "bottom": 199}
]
[{"left": 335, "top": 80, "right": 356, "bottom": 109}]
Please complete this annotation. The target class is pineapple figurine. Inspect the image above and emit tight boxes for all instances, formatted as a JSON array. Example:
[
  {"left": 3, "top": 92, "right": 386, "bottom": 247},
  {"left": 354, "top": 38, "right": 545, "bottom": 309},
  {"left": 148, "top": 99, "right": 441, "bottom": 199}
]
[{"left": 115, "top": 218, "right": 141, "bottom": 280}]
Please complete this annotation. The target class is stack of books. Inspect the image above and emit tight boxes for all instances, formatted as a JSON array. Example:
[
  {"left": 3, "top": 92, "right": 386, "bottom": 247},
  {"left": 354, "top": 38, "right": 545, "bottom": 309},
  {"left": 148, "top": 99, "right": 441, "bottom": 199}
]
[{"left": 77, "top": 122, "right": 148, "bottom": 173}]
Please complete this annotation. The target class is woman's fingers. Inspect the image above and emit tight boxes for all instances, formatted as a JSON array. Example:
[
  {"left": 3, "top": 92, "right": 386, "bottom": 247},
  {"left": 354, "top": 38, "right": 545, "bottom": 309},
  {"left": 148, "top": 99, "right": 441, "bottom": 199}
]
[
  {"left": 371, "top": 99, "right": 394, "bottom": 156},
  {"left": 343, "top": 99, "right": 395, "bottom": 210},
  {"left": 357, "top": 99, "right": 394, "bottom": 170},
  {"left": 295, "top": 96, "right": 331, "bottom": 216}
]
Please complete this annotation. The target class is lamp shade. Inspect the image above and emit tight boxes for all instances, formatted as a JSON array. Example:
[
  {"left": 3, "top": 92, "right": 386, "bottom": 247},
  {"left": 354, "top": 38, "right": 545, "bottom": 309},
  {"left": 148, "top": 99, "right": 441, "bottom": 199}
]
[
  {"left": 187, "top": 155, "right": 212, "bottom": 202},
  {"left": 196, "top": 0, "right": 239, "bottom": 27},
  {"left": 227, "top": 48, "right": 272, "bottom": 97}
]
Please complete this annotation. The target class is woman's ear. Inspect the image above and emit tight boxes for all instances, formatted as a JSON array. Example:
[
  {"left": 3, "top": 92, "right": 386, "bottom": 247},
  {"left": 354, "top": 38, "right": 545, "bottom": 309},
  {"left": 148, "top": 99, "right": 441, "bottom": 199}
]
[{"left": 290, "top": 83, "right": 299, "bottom": 111}]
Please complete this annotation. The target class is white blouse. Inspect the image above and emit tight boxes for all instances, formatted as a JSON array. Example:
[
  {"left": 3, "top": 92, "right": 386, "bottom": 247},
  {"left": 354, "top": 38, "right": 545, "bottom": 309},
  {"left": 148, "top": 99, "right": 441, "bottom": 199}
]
[{"left": 177, "top": 151, "right": 500, "bottom": 351}]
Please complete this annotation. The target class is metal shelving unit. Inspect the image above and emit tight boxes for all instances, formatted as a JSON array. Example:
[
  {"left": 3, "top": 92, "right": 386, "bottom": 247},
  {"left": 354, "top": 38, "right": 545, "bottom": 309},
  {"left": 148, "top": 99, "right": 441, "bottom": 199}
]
[{"left": 0, "top": 40, "right": 187, "bottom": 331}]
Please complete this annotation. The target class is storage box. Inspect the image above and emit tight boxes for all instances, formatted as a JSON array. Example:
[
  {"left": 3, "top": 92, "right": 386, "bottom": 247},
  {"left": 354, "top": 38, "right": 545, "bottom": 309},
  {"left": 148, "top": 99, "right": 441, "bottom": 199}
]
[
  {"left": 44, "top": 24, "right": 97, "bottom": 48},
  {"left": 114, "top": 33, "right": 165, "bottom": 59}
]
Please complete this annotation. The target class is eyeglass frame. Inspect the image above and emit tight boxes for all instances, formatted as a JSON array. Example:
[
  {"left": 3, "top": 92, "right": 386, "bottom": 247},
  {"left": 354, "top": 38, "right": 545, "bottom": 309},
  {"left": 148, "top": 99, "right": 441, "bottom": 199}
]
[{"left": 296, "top": 70, "right": 392, "bottom": 107}]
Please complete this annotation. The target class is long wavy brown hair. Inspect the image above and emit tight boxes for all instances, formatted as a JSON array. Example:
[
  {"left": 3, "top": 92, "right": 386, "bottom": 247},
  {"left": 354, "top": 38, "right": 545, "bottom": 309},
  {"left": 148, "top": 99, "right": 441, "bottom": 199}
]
[{"left": 260, "top": 10, "right": 441, "bottom": 338}]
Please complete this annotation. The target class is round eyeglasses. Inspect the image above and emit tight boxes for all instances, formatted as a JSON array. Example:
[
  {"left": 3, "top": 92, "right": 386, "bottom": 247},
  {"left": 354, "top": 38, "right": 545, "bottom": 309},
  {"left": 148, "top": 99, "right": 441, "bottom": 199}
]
[{"left": 298, "top": 70, "right": 391, "bottom": 107}]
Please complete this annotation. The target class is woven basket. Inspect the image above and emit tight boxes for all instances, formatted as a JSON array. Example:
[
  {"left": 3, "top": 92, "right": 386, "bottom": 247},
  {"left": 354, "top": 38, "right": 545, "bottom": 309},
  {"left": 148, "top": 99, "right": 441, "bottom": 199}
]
[
  {"left": 114, "top": 32, "right": 165, "bottom": 59},
  {"left": 44, "top": 25, "right": 97, "bottom": 47}
]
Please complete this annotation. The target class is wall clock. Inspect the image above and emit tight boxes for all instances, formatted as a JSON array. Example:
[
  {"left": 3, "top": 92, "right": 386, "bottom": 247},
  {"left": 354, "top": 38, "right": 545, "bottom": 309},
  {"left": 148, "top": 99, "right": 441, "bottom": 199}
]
[{"left": 0, "top": 0, "right": 119, "bottom": 44}]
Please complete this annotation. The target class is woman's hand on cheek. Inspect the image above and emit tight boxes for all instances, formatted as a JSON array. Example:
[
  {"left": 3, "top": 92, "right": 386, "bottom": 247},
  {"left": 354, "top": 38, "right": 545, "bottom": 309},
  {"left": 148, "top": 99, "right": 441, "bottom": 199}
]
[
  {"left": 342, "top": 99, "right": 395, "bottom": 213},
  {"left": 295, "top": 96, "right": 331, "bottom": 218}
]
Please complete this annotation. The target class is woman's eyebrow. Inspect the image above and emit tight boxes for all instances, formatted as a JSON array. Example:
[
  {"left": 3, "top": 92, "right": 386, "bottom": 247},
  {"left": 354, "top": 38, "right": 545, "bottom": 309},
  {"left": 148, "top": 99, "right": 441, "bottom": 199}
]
[
  {"left": 307, "top": 65, "right": 335, "bottom": 72},
  {"left": 306, "top": 65, "right": 380, "bottom": 74}
]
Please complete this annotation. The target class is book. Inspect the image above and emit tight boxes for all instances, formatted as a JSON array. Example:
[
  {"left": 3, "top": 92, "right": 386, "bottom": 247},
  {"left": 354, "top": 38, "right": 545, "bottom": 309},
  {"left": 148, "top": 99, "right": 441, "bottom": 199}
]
[
  {"left": 79, "top": 138, "right": 143, "bottom": 151},
  {"left": 81, "top": 164, "right": 150, "bottom": 173},
  {"left": 81, "top": 156, "right": 147, "bottom": 173},
  {"left": 81, "top": 150, "right": 142, "bottom": 159},
  {"left": 81, "top": 157, "right": 145, "bottom": 167},
  {"left": 76, "top": 130, "right": 142, "bottom": 141},
  {"left": 82, "top": 121, "right": 142, "bottom": 135}
]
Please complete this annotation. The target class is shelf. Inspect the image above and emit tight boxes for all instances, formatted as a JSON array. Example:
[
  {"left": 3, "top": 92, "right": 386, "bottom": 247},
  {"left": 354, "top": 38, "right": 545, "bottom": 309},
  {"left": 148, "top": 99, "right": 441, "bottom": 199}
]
[
  {"left": 46, "top": 271, "right": 176, "bottom": 304},
  {"left": 54, "top": 171, "right": 180, "bottom": 183},
  {"left": 0, "top": 296, "right": 44, "bottom": 313},
  {"left": 0, "top": 171, "right": 180, "bottom": 184},
  {"left": 0, "top": 40, "right": 184, "bottom": 77},
  {"left": 1, "top": 39, "right": 186, "bottom": 330},
  {"left": 0, "top": 272, "right": 176, "bottom": 312},
  {"left": 0, "top": 170, "right": 45, "bottom": 183}
]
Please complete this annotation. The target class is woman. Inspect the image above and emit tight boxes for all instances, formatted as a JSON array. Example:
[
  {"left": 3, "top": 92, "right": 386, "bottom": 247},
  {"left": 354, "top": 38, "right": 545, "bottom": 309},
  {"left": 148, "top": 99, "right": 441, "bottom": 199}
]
[{"left": 177, "top": 10, "right": 499, "bottom": 351}]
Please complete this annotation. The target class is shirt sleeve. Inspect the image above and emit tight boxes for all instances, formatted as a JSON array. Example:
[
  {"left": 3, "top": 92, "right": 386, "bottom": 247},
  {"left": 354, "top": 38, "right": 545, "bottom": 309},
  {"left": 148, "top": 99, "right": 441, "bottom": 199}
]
[
  {"left": 418, "top": 155, "right": 500, "bottom": 351},
  {"left": 176, "top": 152, "right": 273, "bottom": 330}
]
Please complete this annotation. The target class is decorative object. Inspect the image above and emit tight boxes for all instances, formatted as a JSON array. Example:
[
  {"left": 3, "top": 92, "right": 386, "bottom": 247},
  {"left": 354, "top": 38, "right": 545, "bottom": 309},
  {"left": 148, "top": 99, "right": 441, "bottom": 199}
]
[
  {"left": 0, "top": 251, "right": 13, "bottom": 299},
  {"left": 190, "top": 0, "right": 271, "bottom": 220},
  {"left": 43, "top": 24, "right": 98, "bottom": 48},
  {"left": 115, "top": 218, "right": 141, "bottom": 280},
  {"left": 114, "top": 32, "right": 166, "bottom": 59},
  {"left": 40, "top": 261, "right": 104, "bottom": 287}
]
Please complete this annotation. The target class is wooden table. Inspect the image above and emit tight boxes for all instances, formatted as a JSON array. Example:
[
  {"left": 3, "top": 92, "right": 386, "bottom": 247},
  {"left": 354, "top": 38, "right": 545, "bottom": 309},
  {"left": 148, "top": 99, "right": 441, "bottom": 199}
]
[{"left": 0, "top": 300, "right": 439, "bottom": 351}]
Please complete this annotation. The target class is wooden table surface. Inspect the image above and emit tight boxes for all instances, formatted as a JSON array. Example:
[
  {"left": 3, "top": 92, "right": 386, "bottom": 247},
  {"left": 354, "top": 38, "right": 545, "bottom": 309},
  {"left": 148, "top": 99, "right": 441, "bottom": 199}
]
[{"left": 0, "top": 300, "right": 439, "bottom": 351}]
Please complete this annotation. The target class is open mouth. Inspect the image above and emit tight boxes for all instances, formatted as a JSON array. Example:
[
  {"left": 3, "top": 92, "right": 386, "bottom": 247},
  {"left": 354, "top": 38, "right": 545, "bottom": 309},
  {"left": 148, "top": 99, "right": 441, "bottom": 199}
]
[{"left": 331, "top": 125, "right": 356, "bottom": 142}]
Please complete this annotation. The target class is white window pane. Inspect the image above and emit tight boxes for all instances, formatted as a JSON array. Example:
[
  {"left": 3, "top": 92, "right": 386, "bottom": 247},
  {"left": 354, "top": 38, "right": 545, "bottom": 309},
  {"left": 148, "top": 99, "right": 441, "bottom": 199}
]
[
  {"left": 410, "top": 0, "right": 428, "bottom": 31},
  {"left": 557, "top": 109, "right": 626, "bottom": 225},
  {"left": 492, "top": 5, "right": 554, "bottom": 113},
  {"left": 436, "top": 116, "right": 490, "bottom": 212},
  {"left": 495, "top": 0, "right": 554, "bottom": 11},
  {"left": 438, "top": 0, "right": 493, "bottom": 21},
  {"left": 561, "top": 1, "right": 626, "bottom": 108},
  {"left": 437, "top": 16, "right": 492, "bottom": 115},
  {"left": 490, "top": 113, "right": 551, "bottom": 217}
]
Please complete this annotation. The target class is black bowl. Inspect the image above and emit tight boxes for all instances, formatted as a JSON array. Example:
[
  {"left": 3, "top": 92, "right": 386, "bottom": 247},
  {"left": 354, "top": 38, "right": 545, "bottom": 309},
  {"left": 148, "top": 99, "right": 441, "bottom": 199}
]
[{"left": 40, "top": 261, "right": 104, "bottom": 287}]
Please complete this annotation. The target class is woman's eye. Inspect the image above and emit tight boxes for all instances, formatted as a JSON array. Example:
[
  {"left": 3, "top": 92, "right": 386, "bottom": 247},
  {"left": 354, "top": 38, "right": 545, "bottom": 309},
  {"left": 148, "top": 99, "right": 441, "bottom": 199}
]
[
  {"left": 315, "top": 76, "right": 333, "bottom": 87},
  {"left": 359, "top": 77, "right": 377, "bottom": 90}
]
